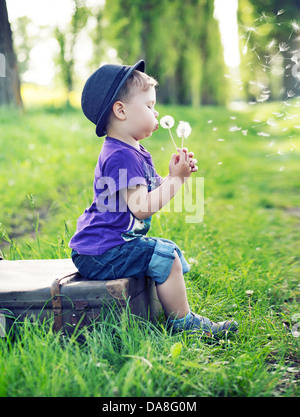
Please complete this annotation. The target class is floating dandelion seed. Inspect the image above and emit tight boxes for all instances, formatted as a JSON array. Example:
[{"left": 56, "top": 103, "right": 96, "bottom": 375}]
[
  {"left": 266, "top": 149, "right": 283, "bottom": 157},
  {"left": 286, "top": 90, "right": 296, "bottom": 98},
  {"left": 269, "top": 42, "right": 290, "bottom": 64},
  {"left": 251, "top": 45, "right": 260, "bottom": 60},
  {"left": 255, "top": 12, "right": 269, "bottom": 22},
  {"left": 229, "top": 126, "right": 242, "bottom": 132},
  {"left": 256, "top": 90, "right": 270, "bottom": 103},
  {"left": 242, "top": 27, "right": 256, "bottom": 55},
  {"left": 279, "top": 42, "right": 290, "bottom": 52},
  {"left": 289, "top": 20, "right": 300, "bottom": 39},
  {"left": 252, "top": 117, "right": 276, "bottom": 128},
  {"left": 290, "top": 138, "right": 297, "bottom": 151},
  {"left": 176, "top": 121, "right": 192, "bottom": 148},
  {"left": 267, "top": 39, "right": 277, "bottom": 50},
  {"left": 160, "top": 115, "right": 177, "bottom": 151},
  {"left": 276, "top": 9, "right": 285, "bottom": 16}
]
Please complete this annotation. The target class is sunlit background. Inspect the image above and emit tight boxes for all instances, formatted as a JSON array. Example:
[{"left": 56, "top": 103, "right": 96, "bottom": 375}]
[{"left": 6, "top": 0, "right": 240, "bottom": 86}]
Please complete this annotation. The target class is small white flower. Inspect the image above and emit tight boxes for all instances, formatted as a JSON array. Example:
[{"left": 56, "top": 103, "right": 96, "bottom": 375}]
[
  {"left": 160, "top": 115, "right": 174, "bottom": 129},
  {"left": 176, "top": 121, "right": 192, "bottom": 139},
  {"left": 245, "top": 290, "right": 254, "bottom": 296}
]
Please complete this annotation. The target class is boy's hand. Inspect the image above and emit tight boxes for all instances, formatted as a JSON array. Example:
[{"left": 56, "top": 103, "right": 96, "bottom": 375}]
[
  {"left": 178, "top": 147, "right": 198, "bottom": 173},
  {"left": 169, "top": 148, "right": 193, "bottom": 183}
]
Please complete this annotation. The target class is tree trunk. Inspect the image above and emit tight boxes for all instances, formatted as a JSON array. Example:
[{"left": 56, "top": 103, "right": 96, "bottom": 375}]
[{"left": 0, "top": 0, "right": 23, "bottom": 107}]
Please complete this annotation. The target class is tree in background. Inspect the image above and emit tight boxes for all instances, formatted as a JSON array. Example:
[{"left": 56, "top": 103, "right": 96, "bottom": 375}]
[
  {"left": 237, "top": 0, "right": 300, "bottom": 102},
  {"left": 104, "top": 0, "right": 227, "bottom": 106},
  {"left": 0, "top": 0, "right": 22, "bottom": 107},
  {"left": 54, "top": 0, "right": 89, "bottom": 106}
]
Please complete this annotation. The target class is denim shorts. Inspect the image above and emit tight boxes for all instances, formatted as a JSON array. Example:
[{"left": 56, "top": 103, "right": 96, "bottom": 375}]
[{"left": 71, "top": 236, "right": 190, "bottom": 285}]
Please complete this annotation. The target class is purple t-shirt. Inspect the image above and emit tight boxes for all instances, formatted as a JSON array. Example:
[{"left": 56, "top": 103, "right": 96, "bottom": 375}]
[{"left": 69, "top": 137, "right": 162, "bottom": 255}]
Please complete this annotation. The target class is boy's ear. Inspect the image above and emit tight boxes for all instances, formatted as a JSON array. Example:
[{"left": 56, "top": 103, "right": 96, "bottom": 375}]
[{"left": 112, "top": 101, "right": 126, "bottom": 121}]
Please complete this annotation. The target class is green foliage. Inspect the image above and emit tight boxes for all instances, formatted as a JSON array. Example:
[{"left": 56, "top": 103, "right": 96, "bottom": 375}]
[
  {"left": 53, "top": 0, "right": 89, "bottom": 103},
  {"left": 104, "top": 0, "right": 227, "bottom": 105}
]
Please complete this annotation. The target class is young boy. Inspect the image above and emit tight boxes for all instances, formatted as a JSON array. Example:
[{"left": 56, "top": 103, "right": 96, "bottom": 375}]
[{"left": 69, "top": 60, "right": 238, "bottom": 338}]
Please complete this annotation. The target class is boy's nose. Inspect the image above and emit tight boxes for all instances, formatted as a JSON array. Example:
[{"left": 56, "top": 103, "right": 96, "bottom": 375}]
[{"left": 154, "top": 110, "right": 159, "bottom": 118}]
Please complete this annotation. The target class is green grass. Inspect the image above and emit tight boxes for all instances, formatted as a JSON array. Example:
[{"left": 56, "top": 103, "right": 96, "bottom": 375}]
[{"left": 0, "top": 100, "right": 299, "bottom": 397}]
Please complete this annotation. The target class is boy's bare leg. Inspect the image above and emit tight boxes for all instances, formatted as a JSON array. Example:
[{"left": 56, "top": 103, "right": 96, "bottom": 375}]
[{"left": 156, "top": 251, "right": 190, "bottom": 319}]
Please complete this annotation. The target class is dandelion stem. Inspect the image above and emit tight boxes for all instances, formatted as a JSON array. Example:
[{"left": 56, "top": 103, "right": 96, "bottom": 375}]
[
  {"left": 169, "top": 128, "right": 178, "bottom": 151},
  {"left": 248, "top": 297, "right": 252, "bottom": 325}
]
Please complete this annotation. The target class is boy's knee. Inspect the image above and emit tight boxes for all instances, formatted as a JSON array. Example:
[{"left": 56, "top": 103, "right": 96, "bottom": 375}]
[{"left": 171, "top": 251, "right": 183, "bottom": 274}]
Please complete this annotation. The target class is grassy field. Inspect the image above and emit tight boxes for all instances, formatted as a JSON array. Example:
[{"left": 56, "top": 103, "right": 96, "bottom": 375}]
[{"left": 0, "top": 96, "right": 299, "bottom": 397}]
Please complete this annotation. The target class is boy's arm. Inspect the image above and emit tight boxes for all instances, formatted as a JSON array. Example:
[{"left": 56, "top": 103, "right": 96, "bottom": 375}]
[{"left": 121, "top": 149, "right": 196, "bottom": 220}]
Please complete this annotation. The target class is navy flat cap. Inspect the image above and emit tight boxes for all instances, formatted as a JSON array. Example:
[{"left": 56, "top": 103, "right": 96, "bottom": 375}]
[{"left": 81, "top": 59, "right": 145, "bottom": 137}]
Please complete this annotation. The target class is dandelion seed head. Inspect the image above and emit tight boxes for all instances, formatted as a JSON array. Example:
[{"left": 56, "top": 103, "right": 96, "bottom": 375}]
[
  {"left": 176, "top": 121, "right": 192, "bottom": 139},
  {"left": 160, "top": 115, "right": 174, "bottom": 129},
  {"left": 267, "top": 118, "right": 276, "bottom": 126}
]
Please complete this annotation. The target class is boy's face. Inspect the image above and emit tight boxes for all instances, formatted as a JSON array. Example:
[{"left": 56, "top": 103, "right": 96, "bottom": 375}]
[{"left": 124, "top": 86, "right": 159, "bottom": 141}]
